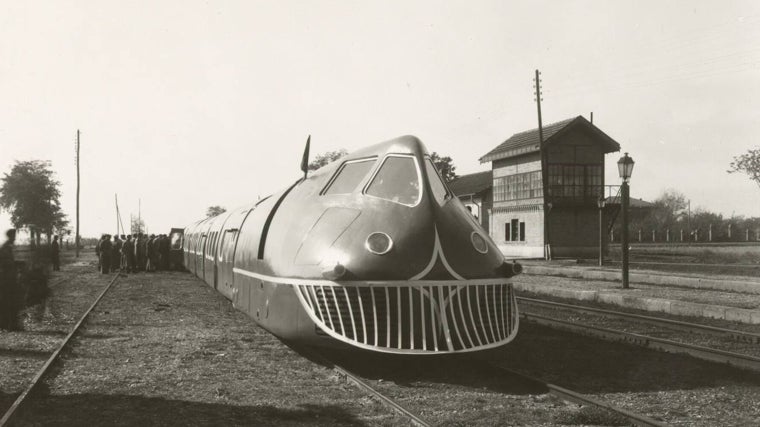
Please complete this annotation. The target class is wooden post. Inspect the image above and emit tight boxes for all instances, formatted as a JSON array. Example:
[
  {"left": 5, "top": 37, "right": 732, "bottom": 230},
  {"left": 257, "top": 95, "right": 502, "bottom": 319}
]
[{"left": 75, "top": 129, "right": 80, "bottom": 258}]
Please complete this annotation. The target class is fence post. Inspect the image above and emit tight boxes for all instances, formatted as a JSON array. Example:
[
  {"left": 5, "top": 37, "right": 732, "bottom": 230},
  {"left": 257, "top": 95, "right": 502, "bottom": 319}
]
[
  {"left": 680, "top": 229, "right": 684, "bottom": 242},
  {"left": 652, "top": 229, "right": 655, "bottom": 242},
  {"left": 666, "top": 228, "right": 670, "bottom": 242},
  {"left": 638, "top": 229, "right": 642, "bottom": 242},
  {"left": 709, "top": 224, "right": 712, "bottom": 242},
  {"left": 728, "top": 223, "right": 732, "bottom": 240}
]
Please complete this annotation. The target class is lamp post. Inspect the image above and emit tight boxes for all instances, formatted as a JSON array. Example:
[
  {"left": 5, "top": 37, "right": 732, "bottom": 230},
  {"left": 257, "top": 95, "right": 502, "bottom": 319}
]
[
  {"left": 597, "top": 196, "right": 606, "bottom": 266},
  {"left": 617, "top": 152, "right": 635, "bottom": 289}
]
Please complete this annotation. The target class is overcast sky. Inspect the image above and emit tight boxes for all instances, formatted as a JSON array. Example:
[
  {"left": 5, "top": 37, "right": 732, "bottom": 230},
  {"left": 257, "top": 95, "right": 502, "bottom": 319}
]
[{"left": 1, "top": 0, "right": 759, "bottom": 238}]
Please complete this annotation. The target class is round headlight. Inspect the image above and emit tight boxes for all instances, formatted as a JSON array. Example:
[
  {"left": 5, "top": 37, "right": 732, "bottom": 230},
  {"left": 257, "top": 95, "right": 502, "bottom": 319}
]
[
  {"left": 366, "top": 232, "right": 393, "bottom": 255},
  {"left": 471, "top": 232, "right": 488, "bottom": 254}
]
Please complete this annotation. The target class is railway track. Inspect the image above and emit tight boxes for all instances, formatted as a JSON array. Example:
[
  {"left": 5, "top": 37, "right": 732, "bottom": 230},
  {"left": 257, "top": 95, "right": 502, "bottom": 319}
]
[
  {"left": 316, "top": 346, "right": 666, "bottom": 426},
  {"left": 310, "top": 349, "right": 431, "bottom": 427},
  {"left": 484, "top": 362, "right": 667, "bottom": 427},
  {"left": 0, "top": 273, "right": 121, "bottom": 426},
  {"left": 518, "top": 296, "right": 760, "bottom": 372}
]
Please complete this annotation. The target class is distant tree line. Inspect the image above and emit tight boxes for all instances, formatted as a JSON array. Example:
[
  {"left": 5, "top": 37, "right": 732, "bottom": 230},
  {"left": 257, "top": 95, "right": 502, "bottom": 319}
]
[{"left": 611, "top": 189, "right": 760, "bottom": 243}]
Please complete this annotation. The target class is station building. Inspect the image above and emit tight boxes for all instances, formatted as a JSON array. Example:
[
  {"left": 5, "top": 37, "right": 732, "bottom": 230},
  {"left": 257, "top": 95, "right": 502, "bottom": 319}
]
[{"left": 450, "top": 116, "right": 623, "bottom": 258}]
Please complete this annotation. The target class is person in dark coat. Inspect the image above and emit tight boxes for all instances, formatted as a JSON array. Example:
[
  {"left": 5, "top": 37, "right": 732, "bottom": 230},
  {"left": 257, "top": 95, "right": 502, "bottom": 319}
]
[
  {"left": 119, "top": 235, "right": 127, "bottom": 270},
  {"left": 160, "top": 234, "right": 171, "bottom": 270},
  {"left": 146, "top": 234, "right": 157, "bottom": 272},
  {"left": 51, "top": 235, "right": 61, "bottom": 271},
  {"left": 99, "top": 234, "right": 112, "bottom": 274},
  {"left": 0, "top": 229, "right": 21, "bottom": 330},
  {"left": 134, "top": 233, "right": 145, "bottom": 272},
  {"left": 96, "top": 234, "right": 105, "bottom": 271},
  {"left": 123, "top": 235, "right": 135, "bottom": 273},
  {"left": 111, "top": 235, "right": 122, "bottom": 272},
  {"left": 141, "top": 234, "right": 150, "bottom": 271}
]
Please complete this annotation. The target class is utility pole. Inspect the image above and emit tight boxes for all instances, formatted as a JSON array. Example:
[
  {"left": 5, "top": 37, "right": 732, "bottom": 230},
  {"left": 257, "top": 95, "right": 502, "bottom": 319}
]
[
  {"left": 75, "top": 130, "right": 80, "bottom": 258},
  {"left": 115, "top": 194, "right": 125, "bottom": 236},
  {"left": 115, "top": 194, "right": 119, "bottom": 236},
  {"left": 534, "top": 69, "right": 549, "bottom": 259}
]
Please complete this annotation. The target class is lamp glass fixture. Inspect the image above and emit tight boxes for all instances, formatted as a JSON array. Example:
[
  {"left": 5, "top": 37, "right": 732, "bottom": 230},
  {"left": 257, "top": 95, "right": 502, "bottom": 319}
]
[{"left": 617, "top": 152, "right": 635, "bottom": 181}]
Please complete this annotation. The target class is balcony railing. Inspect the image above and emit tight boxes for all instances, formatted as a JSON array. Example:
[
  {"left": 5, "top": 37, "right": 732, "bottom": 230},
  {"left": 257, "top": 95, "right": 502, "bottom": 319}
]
[{"left": 546, "top": 185, "right": 621, "bottom": 205}]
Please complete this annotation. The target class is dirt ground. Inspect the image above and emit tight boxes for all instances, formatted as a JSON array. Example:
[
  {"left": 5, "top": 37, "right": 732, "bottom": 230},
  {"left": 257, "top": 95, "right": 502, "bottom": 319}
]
[{"left": 3, "top": 253, "right": 408, "bottom": 426}]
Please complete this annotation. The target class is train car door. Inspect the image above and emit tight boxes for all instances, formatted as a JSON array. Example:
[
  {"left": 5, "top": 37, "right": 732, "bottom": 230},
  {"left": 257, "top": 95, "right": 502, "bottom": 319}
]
[{"left": 169, "top": 228, "right": 184, "bottom": 270}]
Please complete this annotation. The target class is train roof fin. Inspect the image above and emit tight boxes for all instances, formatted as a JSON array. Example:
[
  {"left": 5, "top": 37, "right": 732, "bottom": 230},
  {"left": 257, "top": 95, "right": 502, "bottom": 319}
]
[{"left": 300, "top": 135, "right": 311, "bottom": 180}]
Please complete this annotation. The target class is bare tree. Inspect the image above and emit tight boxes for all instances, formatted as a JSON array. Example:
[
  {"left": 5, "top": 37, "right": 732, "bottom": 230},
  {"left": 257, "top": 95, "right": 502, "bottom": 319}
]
[
  {"left": 206, "top": 205, "right": 227, "bottom": 218},
  {"left": 429, "top": 152, "right": 458, "bottom": 183},
  {"left": 729, "top": 147, "right": 760, "bottom": 189},
  {"left": 308, "top": 149, "right": 348, "bottom": 171}
]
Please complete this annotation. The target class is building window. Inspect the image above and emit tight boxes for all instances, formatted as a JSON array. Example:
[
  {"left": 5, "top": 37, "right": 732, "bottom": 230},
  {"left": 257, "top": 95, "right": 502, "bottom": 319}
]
[
  {"left": 505, "top": 219, "right": 526, "bottom": 242},
  {"left": 547, "top": 164, "right": 602, "bottom": 200},
  {"left": 493, "top": 171, "right": 543, "bottom": 202}
]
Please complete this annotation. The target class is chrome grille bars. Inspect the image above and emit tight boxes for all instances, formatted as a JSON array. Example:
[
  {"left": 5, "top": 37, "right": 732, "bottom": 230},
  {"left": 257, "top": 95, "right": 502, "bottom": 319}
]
[{"left": 294, "top": 280, "right": 518, "bottom": 354}]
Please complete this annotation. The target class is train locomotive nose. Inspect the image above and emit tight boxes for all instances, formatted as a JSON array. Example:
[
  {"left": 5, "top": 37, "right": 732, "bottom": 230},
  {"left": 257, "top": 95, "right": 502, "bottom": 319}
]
[{"left": 319, "top": 136, "right": 508, "bottom": 281}]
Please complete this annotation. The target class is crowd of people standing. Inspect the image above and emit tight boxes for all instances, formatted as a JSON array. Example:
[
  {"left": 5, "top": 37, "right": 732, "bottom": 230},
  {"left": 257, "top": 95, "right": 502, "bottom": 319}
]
[{"left": 96, "top": 233, "right": 172, "bottom": 274}]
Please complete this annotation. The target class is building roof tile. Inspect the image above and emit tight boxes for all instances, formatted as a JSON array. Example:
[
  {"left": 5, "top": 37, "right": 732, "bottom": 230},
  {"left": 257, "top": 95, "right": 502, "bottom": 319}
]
[
  {"left": 448, "top": 170, "right": 493, "bottom": 197},
  {"left": 479, "top": 115, "right": 621, "bottom": 163}
]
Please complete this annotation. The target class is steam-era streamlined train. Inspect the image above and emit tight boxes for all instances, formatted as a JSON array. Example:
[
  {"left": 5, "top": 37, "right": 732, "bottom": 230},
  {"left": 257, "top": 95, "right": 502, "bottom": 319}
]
[{"left": 181, "top": 136, "right": 521, "bottom": 354}]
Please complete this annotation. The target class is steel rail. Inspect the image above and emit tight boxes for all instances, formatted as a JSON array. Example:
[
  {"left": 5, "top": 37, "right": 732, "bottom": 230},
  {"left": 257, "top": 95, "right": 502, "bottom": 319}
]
[
  {"left": 0, "top": 273, "right": 121, "bottom": 426},
  {"left": 309, "top": 350, "right": 431, "bottom": 427},
  {"left": 487, "top": 363, "right": 667, "bottom": 427},
  {"left": 521, "top": 312, "right": 760, "bottom": 373},
  {"left": 518, "top": 296, "right": 760, "bottom": 343},
  {"left": 604, "top": 260, "right": 760, "bottom": 268}
]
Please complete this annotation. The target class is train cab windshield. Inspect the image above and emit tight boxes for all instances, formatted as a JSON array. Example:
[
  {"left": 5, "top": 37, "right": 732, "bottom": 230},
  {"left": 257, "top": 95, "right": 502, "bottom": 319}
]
[
  {"left": 425, "top": 158, "right": 449, "bottom": 204},
  {"left": 323, "top": 158, "right": 377, "bottom": 195},
  {"left": 365, "top": 155, "right": 421, "bottom": 206}
]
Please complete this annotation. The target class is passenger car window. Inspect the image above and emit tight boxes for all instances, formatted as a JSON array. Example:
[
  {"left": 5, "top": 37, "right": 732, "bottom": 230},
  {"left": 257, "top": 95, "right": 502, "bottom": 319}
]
[
  {"left": 425, "top": 159, "right": 449, "bottom": 204},
  {"left": 365, "top": 156, "right": 421, "bottom": 206},
  {"left": 323, "top": 159, "right": 376, "bottom": 195}
]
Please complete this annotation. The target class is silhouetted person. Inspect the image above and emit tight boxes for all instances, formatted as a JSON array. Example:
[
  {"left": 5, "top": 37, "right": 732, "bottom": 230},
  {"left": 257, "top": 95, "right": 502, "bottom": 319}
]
[
  {"left": 0, "top": 229, "right": 21, "bottom": 330},
  {"left": 146, "top": 234, "right": 157, "bottom": 272},
  {"left": 98, "top": 234, "right": 112, "bottom": 274},
  {"left": 135, "top": 233, "right": 147, "bottom": 272},
  {"left": 123, "top": 235, "right": 135, "bottom": 273},
  {"left": 96, "top": 234, "right": 106, "bottom": 271},
  {"left": 111, "top": 235, "right": 122, "bottom": 272},
  {"left": 160, "top": 234, "right": 170, "bottom": 270},
  {"left": 51, "top": 235, "right": 60, "bottom": 271}
]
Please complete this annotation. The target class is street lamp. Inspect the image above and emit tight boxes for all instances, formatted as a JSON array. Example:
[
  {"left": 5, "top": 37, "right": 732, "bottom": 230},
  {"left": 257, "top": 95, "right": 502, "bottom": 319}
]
[
  {"left": 617, "top": 152, "right": 635, "bottom": 289},
  {"left": 597, "top": 196, "right": 606, "bottom": 266}
]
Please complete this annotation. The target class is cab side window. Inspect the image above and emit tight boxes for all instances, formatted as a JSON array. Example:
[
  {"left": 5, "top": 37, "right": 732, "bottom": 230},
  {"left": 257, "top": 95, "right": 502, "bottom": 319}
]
[{"left": 322, "top": 159, "right": 377, "bottom": 195}]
